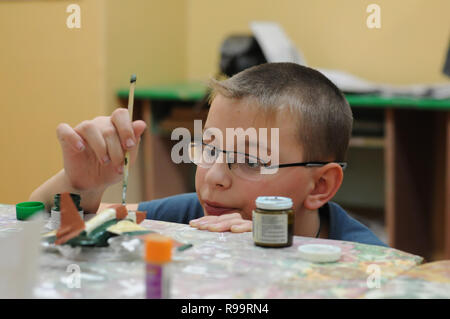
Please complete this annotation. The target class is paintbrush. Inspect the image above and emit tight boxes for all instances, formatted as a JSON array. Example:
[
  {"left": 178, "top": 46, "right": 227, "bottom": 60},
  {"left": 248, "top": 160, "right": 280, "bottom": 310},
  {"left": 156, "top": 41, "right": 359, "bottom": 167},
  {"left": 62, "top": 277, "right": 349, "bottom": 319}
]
[{"left": 122, "top": 74, "right": 137, "bottom": 205}]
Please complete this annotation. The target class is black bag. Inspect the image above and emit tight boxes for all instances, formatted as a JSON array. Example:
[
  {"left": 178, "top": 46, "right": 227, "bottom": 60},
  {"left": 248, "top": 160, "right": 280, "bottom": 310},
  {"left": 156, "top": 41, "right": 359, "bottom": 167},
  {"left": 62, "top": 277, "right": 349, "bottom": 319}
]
[
  {"left": 219, "top": 35, "right": 267, "bottom": 77},
  {"left": 443, "top": 39, "right": 450, "bottom": 77}
]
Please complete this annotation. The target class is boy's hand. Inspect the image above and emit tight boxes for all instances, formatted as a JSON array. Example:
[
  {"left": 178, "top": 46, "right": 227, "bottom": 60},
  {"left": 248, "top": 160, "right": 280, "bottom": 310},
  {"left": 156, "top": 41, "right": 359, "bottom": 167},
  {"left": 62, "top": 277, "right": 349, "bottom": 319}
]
[
  {"left": 189, "top": 213, "right": 252, "bottom": 233},
  {"left": 56, "top": 108, "right": 146, "bottom": 192}
]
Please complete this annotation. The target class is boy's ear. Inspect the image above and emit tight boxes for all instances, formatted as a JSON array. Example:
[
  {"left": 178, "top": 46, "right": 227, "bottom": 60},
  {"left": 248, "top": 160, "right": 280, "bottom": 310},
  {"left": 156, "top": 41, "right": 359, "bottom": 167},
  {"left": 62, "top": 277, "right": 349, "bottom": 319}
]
[{"left": 304, "top": 163, "right": 344, "bottom": 211}]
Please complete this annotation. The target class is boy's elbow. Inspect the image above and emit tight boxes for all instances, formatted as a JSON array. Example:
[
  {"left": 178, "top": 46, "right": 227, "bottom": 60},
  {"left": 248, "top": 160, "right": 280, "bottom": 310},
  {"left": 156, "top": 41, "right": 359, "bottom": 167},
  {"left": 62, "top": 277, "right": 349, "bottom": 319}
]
[{"left": 28, "top": 189, "right": 50, "bottom": 212}]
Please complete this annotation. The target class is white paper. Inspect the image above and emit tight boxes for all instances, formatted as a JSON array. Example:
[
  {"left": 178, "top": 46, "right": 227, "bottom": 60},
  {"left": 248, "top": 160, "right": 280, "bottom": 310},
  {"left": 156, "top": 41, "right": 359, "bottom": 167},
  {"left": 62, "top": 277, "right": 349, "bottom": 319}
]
[
  {"left": 317, "top": 68, "right": 380, "bottom": 94},
  {"left": 250, "top": 21, "right": 306, "bottom": 66}
]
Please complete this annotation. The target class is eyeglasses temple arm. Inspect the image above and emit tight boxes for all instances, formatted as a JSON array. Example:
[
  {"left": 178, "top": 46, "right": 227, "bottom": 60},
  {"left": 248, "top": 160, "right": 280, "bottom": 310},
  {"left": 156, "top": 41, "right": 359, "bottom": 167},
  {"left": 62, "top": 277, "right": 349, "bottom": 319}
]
[{"left": 266, "top": 162, "right": 347, "bottom": 169}]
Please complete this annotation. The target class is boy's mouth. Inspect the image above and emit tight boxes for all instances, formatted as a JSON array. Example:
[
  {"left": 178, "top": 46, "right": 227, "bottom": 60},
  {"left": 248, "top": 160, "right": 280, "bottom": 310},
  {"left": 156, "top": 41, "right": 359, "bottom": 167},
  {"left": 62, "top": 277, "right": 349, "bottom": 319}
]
[{"left": 203, "top": 200, "right": 238, "bottom": 216}]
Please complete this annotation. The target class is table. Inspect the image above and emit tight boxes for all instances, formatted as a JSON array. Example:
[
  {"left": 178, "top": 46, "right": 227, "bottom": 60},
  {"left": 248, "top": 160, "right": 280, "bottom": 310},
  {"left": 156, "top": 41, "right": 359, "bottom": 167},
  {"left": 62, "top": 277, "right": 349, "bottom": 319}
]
[
  {"left": 3, "top": 204, "right": 450, "bottom": 299},
  {"left": 118, "top": 83, "right": 450, "bottom": 261}
]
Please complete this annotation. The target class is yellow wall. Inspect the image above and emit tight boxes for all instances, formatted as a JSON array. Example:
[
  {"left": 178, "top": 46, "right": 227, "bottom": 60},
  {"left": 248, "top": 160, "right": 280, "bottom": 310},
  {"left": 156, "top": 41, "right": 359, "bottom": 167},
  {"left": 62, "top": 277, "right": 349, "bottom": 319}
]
[
  {"left": 0, "top": 0, "right": 106, "bottom": 204},
  {"left": 102, "top": 0, "right": 187, "bottom": 203},
  {"left": 0, "top": 0, "right": 187, "bottom": 205},
  {"left": 186, "top": 0, "right": 450, "bottom": 84}
]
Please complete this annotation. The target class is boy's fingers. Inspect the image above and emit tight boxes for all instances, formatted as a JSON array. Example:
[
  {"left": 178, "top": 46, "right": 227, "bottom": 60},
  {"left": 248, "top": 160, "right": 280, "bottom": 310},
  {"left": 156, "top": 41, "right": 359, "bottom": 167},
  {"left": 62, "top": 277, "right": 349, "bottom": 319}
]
[
  {"left": 56, "top": 123, "right": 85, "bottom": 153},
  {"left": 111, "top": 108, "right": 136, "bottom": 150},
  {"left": 129, "top": 135, "right": 142, "bottom": 164},
  {"left": 189, "top": 216, "right": 218, "bottom": 227},
  {"left": 103, "top": 127, "right": 124, "bottom": 172},
  {"left": 75, "top": 120, "right": 110, "bottom": 165},
  {"left": 190, "top": 212, "right": 243, "bottom": 230},
  {"left": 132, "top": 120, "right": 147, "bottom": 139},
  {"left": 217, "top": 212, "right": 242, "bottom": 221},
  {"left": 128, "top": 120, "right": 146, "bottom": 164},
  {"left": 230, "top": 221, "right": 252, "bottom": 233},
  {"left": 207, "top": 218, "right": 247, "bottom": 232}
]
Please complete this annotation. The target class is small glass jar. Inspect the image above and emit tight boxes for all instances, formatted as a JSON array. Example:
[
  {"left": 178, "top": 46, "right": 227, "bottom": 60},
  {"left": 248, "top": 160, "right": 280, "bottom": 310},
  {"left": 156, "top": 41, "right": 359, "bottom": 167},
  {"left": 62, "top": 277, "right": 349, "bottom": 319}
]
[
  {"left": 252, "top": 196, "right": 294, "bottom": 248},
  {"left": 52, "top": 193, "right": 82, "bottom": 211}
]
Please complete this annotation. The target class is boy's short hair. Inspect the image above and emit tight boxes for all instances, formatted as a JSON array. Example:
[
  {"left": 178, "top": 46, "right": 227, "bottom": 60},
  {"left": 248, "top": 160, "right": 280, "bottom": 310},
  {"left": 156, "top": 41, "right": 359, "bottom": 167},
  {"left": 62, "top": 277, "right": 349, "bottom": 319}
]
[{"left": 208, "top": 62, "right": 353, "bottom": 162}]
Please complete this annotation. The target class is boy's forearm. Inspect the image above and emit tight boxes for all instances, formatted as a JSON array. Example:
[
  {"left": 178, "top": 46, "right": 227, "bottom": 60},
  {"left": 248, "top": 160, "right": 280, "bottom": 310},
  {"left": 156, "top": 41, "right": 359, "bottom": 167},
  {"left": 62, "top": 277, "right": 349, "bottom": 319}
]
[{"left": 29, "top": 169, "right": 106, "bottom": 213}]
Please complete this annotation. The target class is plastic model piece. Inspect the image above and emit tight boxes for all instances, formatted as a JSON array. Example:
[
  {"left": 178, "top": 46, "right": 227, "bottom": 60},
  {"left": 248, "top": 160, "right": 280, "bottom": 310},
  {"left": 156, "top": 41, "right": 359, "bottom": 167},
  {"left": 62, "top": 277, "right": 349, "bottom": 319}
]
[{"left": 42, "top": 193, "right": 150, "bottom": 247}]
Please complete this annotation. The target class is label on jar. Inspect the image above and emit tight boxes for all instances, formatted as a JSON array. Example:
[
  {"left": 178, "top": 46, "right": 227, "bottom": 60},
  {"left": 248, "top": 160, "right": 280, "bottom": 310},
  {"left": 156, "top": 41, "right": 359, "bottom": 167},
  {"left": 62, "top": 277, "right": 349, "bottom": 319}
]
[
  {"left": 49, "top": 209, "right": 84, "bottom": 230},
  {"left": 252, "top": 211, "right": 288, "bottom": 244}
]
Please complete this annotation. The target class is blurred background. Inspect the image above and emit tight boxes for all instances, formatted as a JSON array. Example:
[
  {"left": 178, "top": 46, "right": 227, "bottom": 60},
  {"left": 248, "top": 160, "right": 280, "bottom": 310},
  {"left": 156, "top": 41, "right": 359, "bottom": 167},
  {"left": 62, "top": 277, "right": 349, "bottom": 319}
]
[{"left": 1, "top": 0, "right": 449, "bottom": 260}]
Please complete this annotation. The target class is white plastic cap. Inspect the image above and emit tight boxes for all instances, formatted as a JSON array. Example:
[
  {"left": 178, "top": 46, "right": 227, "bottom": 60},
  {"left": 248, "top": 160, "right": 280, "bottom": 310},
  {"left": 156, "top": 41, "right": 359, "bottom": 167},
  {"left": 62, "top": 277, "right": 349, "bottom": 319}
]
[
  {"left": 298, "top": 244, "right": 342, "bottom": 263},
  {"left": 255, "top": 196, "right": 293, "bottom": 210}
]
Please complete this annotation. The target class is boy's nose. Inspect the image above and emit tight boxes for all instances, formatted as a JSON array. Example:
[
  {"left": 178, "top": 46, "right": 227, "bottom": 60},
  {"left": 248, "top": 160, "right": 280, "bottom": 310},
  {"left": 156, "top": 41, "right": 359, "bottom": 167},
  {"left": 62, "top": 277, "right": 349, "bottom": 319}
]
[{"left": 204, "top": 161, "right": 232, "bottom": 190}]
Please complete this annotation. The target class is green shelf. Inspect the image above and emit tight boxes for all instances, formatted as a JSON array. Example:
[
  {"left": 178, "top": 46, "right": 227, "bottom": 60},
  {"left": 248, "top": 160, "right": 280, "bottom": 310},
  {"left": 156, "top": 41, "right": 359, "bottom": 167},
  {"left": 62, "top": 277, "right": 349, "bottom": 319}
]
[
  {"left": 118, "top": 81, "right": 208, "bottom": 101},
  {"left": 118, "top": 82, "right": 450, "bottom": 110},
  {"left": 345, "top": 94, "right": 450, "bottom": 110}
]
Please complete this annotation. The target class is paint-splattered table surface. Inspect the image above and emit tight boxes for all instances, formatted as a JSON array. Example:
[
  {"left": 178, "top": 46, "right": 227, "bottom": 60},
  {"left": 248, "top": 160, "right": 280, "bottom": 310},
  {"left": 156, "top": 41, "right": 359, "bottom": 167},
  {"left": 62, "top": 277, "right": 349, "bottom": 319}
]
[{"left": 1, "top": 204, "right": 449, "bottom": 299}]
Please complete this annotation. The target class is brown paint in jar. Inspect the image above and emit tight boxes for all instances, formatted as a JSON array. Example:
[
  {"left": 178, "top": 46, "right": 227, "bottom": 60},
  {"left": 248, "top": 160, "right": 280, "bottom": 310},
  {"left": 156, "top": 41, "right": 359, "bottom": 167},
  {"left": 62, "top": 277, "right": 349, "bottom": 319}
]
[{"left": 252, "top": 196, "right": 294, "bottom": 248}]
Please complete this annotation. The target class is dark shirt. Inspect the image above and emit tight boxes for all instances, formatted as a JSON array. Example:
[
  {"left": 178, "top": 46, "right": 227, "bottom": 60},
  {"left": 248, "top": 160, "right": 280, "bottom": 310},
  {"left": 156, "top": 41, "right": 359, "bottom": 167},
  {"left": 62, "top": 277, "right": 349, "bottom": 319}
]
[{"left": 138, "top": 192, "right": 387, "bottom": 247}]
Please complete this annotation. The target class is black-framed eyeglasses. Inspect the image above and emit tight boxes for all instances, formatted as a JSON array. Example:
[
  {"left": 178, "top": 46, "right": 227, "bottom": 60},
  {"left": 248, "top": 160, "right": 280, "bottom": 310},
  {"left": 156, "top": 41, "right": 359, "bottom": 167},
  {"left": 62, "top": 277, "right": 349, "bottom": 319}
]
[
  {"left": 266, "top": 161, "right": 347, "bottom": 170},
  {"left": 189, "top": 141, "right": 347, "bottom": 181}
]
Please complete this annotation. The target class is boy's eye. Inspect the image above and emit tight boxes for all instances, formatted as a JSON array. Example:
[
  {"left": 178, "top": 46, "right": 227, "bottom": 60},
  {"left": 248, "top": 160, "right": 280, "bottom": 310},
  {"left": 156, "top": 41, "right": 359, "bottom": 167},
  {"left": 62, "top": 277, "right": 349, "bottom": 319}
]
[
  {"left": 209, "top": 149, "right": 218, "bottom": 159},
  {"left": 243, "top": 156, "right": 264, "bottom": 169},
  {"left": 232, "top": 152, "right": 267, "bottom": 167},
  {"left": 245, "top": 162, "right": 260, "bottom": 169},
  {"left": 202, "top": 145, "right": 217, "bottom": 161}
]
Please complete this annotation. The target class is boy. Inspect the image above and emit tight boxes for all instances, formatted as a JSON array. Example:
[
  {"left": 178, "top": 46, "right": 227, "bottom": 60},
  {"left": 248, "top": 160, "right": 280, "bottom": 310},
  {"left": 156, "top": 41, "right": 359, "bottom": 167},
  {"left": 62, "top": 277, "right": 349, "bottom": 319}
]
[{"left": 30, "top": 63, "right": 386, "bottom": 247}]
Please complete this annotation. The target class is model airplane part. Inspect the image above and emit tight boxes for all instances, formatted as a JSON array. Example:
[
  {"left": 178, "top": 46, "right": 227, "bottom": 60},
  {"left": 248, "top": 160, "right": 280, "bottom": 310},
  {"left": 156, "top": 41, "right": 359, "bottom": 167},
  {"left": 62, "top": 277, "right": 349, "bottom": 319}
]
[{"left": 42, "top": 193, "right": 151, "bottom": 247}]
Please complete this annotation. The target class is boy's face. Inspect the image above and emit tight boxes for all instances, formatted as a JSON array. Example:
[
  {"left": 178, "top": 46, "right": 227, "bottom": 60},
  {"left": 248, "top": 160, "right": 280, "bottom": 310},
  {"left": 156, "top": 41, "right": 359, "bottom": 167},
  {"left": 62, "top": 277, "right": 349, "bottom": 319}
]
[{"left": 195, "top": 94, "right": 316, "bottom": 219}]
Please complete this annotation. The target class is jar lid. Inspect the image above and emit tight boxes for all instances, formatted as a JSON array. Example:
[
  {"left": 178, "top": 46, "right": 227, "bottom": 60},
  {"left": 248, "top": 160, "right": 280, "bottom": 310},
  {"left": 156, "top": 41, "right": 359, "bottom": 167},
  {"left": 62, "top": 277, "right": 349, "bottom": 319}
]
[
  {"left": 145, "top": 234, "right": 173, "bottom": 263},
  {"left": 16, "top": 201, "right": 45, "bottom": 220},
  {"left": 298, "top": 244, "right": 342, "bottom": 263},
  {"left": 255, "top": 196, "right": 293, "bottom": 210}
]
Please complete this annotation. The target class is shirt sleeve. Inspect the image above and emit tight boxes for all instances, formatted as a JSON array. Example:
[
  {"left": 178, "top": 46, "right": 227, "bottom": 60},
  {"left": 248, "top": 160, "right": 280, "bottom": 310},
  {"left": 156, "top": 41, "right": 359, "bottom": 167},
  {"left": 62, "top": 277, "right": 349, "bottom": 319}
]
[
  {"left": 137, "top": 192, "right": 204, "bottom": 224},
  {"left": 327, "top": 202, "right": 388, "bottom": 247}
]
